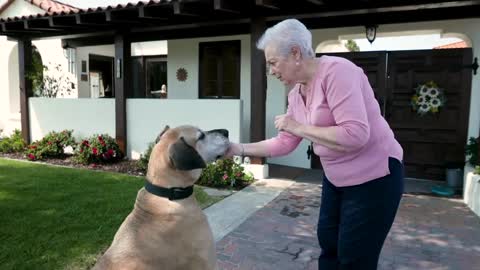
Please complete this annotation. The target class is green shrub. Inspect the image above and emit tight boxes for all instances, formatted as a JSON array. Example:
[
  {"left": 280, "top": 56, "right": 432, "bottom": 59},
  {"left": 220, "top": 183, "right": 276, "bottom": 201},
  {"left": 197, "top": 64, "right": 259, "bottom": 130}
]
[
  {"left": 137, "top": 142, "right": 155, "bottom": 172},
  {"left": 197, "top": 158, "right": 255, "bottom": 189},
  {"left": 25, "top": 130, "right": 76, "bottom": 161},
  {"left": 475, "top": 165, "right": 480, "bottom": 175},
  {"left": 465, "top": 137, "right": 479, "bottom": 166},
  {"left": 73, "top": 134, "right": 123, "bottom": 165},
  {"left": 0, "top": 129, "right": 27, "bottom": 153}
]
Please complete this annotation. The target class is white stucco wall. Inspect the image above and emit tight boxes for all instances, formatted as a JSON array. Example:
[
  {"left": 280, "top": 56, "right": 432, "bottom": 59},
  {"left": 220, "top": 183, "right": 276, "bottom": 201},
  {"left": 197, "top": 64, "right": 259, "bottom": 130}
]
[
  {"left": 28, "top": 98, "right": 243, "bottom": 160},
  {"left": 29, "top": 98, "right": 115, "bottom": 142},
  {"left": 167, "top": 35, "right": 253, "bottom": 144},
  {"left": 265, "top": 77, "right": 311, "bottom": 168},
  {"left": 167, "top": 35, "right": 309, "bottom": 167},
  {"left": 0, "top": 36, "right": 17, "bottom": 134},
  {"left": 0, "top": 0, "right": 46, "bottom": 135},
  {"left": 127, "top": 99, "right": 242, "bottom": 159},
  {"left": 131, "top": 40, "right": 167, "bottom": 56},
  {"left": 0, "top": 0, "right": 44, "bottom": 19}
]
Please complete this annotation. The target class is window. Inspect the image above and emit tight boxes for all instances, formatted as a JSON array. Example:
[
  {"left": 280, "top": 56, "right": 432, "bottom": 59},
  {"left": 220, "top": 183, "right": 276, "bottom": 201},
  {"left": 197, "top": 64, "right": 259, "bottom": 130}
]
[
  {"left": 199, "top": 40, "right": 240, "bottom": 99},
  {"left": 131, "top": 55, "right": 168, "bottom": 98},
  {"left": 65, "top": 48, "right": 76, "bottom": 75}
]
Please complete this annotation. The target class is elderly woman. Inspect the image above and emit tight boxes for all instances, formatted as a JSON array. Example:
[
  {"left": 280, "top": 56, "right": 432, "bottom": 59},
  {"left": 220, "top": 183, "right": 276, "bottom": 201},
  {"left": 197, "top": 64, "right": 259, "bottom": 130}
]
[{"left": 227, "top": 19, "right": 404, "bottom": 269}]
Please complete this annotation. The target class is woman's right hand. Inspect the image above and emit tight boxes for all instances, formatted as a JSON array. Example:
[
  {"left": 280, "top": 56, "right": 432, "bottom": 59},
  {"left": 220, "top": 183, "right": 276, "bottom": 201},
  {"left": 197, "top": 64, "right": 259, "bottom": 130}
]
[{"left": 224, "top": 142, "right": 243, "bottom": 158}]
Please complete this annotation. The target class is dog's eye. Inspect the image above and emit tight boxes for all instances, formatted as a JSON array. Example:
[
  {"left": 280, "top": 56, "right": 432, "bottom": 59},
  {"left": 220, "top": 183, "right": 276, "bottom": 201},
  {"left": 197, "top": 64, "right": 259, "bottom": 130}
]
[{"left": 198, "top": 132, "right": 205, "bottom": 140}]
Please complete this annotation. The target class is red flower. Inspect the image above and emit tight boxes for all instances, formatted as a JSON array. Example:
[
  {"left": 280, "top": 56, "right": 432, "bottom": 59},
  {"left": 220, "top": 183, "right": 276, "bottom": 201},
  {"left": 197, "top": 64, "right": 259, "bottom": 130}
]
[
  {"left": 27, "top": 153, "right": 35, "bottom": 160},
  {"left": 29, "top": 145, "right": 36, "bottom": 149},
  {"left": 223, "top": 174, "right": 228, "bottom": 180},
  {"left": 47, "top": 141, "right": 52, "bottom": 145},
  {"left": 98, "top": 136, "right": 103, "bottom": 141},
  {"left": 92, "top": 148, "right": 98, "bottom": 155},
  {"left": 107, "top": 149, "right": 114, "bottom": 156}
]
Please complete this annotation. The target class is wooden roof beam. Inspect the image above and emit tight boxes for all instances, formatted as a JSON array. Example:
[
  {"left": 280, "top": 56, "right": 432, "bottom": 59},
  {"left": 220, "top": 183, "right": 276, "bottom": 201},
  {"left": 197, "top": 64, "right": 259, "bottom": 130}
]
[
  {"left": 214, "top": 0, "right": 242, "bottom": 14},
  {"left": 267, "top": 0, "right": 480, "bottom": 21},
  {"left": 172, "top": 0, "right": 212, "bottom": 17},
  {"left": 304, "top": 0, "right": 324, "bottom": 5},
  {"left": 24, "top": 19, "right": 64, "bottom": 32},
  {"left": 62, "top": 35, "right": 115, "bottom": 48},
  {"left": 106, "top": 9, "right": 147, "bottom": 25},
  {"left": 48, "top": 16, "right": 89, "bottom": 29},
  {"left": 138, "top": 5, "right": 169, "bottom": 21},
  {"left": 255, "top": 0, "right": 280, "bottom": 10},
  {"left": 1, "top": 22, "right": 43, "bottom": 34},
  {"left": 75, "top": 13, "right": 111, "bottom": 27}
]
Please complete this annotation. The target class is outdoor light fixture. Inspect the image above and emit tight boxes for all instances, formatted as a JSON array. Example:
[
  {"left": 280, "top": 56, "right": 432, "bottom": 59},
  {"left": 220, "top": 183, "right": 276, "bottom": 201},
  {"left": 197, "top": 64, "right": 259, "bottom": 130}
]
[
  {"left": 365, "top": 25, "right": 378, "bottom": 44},
  {"left": 116, "top": 58, "right": 122, "bottom": 79}
]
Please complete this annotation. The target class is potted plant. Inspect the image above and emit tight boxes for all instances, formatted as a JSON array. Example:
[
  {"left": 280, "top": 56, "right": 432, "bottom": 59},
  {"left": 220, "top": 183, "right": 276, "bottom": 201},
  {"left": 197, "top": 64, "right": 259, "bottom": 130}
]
[{"left": 465, "top": 136, "right": 479, "bottom": 167}]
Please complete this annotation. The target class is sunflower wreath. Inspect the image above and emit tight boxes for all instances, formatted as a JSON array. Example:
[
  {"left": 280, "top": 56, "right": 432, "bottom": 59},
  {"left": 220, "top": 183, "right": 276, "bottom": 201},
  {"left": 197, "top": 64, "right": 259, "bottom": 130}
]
[{"left": 411, "top": 81, "right": 446, "bottom": 116}]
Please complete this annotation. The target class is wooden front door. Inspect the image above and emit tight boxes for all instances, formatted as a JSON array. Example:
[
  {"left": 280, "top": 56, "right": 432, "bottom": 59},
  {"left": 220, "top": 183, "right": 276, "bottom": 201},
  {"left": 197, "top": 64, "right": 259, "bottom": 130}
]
[
  {"left": 314, "top": 49, "right": 473, "bottom": 181},
  {"left": 387, "top": 49, "right": 472, "bottom": 180}
]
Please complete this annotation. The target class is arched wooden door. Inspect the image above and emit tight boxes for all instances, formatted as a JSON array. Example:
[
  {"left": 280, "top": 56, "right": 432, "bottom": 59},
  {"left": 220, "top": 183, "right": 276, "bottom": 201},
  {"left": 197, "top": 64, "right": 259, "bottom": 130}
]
[{"left": 314, "top": 49, "right": 473, "bottom": 181}]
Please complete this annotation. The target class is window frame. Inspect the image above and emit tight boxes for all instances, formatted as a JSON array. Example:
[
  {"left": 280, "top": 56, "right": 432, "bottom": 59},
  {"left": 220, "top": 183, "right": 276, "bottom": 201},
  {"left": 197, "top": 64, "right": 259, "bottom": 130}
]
[
  {"left": 131, "top": 54, "right": 167, "bottom": 98},
  {"left": 198, "top": 40, "right": 241, "bottom": 99}
]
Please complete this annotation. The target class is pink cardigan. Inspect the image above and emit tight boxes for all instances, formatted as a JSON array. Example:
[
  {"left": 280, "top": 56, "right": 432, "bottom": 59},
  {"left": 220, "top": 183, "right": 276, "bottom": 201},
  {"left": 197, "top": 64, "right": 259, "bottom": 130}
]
[{"left": 265, "top": 56, "right": 403, "bottom": 187}]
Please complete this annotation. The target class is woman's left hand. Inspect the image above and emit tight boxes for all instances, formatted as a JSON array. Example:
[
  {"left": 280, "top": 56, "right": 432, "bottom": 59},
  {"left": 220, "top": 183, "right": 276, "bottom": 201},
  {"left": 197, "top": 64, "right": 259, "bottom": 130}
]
[{"left": 275, "top": 114, "right": 300, "bottom": 133}]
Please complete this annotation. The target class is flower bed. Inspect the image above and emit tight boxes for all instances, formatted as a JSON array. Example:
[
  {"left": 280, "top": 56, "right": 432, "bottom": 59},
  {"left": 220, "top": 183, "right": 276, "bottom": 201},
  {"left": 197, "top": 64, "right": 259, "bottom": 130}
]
[{"left": 0, "top": 129, "right": 255, "bottom": 190}]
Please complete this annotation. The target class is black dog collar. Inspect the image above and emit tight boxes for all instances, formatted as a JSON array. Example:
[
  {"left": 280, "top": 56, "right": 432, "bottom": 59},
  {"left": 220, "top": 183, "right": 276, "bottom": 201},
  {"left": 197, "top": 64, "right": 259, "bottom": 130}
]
[{"left": 144, "top": 181, "right": 194, "bottom": 201}]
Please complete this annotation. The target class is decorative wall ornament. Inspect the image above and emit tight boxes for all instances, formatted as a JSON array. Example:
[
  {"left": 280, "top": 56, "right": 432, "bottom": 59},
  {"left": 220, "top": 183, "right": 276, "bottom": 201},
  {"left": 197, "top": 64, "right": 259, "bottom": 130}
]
[
  {"left": 411, "top": 81, "right": 446, "bottom": 116},
  {"left": 176, "top": 67, "right": 188, "bottom": 82}
]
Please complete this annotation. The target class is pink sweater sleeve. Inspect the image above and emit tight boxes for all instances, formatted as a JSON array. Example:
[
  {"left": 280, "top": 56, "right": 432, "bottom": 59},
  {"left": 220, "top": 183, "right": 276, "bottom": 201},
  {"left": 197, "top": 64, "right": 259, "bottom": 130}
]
[
  {"left": 324, "top": 62, "right": 370, "bottom": 151},
  {"left": 265, "top": 96, "right": 302, "bottom": 157}
]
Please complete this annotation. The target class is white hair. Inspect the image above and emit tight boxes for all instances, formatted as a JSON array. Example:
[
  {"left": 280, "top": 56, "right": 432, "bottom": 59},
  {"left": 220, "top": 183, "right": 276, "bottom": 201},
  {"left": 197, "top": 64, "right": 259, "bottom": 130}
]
[{"left": 256, "top": 19, "right": 315, "bottom": 59}]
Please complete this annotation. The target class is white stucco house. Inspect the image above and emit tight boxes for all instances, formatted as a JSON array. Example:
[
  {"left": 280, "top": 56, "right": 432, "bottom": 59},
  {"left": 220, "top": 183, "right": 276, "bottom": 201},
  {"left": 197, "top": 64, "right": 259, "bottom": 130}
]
[{"left": 1, "top": 0, "right": 479, "bottom": 216}]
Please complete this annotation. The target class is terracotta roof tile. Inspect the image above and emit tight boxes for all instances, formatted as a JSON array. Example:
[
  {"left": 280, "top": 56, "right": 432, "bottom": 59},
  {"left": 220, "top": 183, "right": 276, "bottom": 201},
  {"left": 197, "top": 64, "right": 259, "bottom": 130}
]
[
  {"left": 28, "top": 0, "right": 79, "bottom": 15},
  {"left": 0, "top": 0, "right": 170, "bottom": 22}
]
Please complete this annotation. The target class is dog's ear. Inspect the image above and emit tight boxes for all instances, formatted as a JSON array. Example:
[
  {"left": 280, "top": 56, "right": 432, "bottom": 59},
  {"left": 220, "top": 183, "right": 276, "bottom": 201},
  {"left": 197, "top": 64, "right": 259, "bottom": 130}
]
[
  {"left": 169, "top": 137, "right": 206, "bottom": 170},
  {"left": 155, "top": 125, "right": 170, "bottom": 143}
]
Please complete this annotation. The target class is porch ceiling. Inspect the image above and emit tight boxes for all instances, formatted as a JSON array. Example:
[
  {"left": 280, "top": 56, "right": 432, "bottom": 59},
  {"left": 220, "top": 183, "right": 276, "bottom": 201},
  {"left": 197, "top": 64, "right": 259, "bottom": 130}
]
[{"left": 1, "top": 0, "right": 480, "bottom": 42}]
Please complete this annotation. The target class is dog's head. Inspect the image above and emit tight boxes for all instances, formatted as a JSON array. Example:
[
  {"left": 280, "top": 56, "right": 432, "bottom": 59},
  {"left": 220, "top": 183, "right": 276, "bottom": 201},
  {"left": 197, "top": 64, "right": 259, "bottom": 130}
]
[{"left": 147, "top": 125, "right": 230, "bottom": 185}]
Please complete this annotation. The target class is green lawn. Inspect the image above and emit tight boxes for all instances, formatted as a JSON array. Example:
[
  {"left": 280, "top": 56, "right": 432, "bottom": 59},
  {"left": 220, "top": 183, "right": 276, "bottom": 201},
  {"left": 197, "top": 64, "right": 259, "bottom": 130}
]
[{"left": 0, "top": 158, "right": 223, "bottom": 270}]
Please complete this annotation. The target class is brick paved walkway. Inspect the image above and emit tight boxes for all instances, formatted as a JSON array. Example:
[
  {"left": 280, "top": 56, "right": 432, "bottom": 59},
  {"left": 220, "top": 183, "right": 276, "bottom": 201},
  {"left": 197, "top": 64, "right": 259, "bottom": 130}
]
[{"left": 216, "top": 182, "right": 480, "bottom": 270}]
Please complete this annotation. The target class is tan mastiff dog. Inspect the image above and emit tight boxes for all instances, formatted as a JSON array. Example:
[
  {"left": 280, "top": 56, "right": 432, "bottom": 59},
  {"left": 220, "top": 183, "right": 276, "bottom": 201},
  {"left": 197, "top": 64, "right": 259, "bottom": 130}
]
[{"left": 92, "top": 125, "right": 230, "bottom": 270}]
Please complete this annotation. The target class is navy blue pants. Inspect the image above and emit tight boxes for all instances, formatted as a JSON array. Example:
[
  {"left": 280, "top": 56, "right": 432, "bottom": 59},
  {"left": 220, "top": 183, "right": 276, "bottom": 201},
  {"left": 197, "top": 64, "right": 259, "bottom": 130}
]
[{"left": 317, "top": 157, "right": 404, "bottom": 270}]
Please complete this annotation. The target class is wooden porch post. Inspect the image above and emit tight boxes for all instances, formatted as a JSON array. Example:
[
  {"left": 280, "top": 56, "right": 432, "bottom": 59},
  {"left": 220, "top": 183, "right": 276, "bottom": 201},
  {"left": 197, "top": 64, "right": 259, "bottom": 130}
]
[
  {"left": 250, "top": 17, "right": 267, "bottom": 165},
  {"left": 114, "top": 33, "right": 132, "bottom": 155},
  {"left": 18, "top": 38, "right": 33, "bottom": 144}
]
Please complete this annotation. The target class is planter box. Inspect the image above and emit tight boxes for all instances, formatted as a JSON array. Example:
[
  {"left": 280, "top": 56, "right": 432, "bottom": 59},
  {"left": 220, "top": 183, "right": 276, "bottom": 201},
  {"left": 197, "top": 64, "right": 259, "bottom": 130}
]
[
  {"left": 243, "top": 164, "right": 269, "bottom": 180},
  {"left": 464, "top": 165, "right": 480, "bottom": 218}
]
